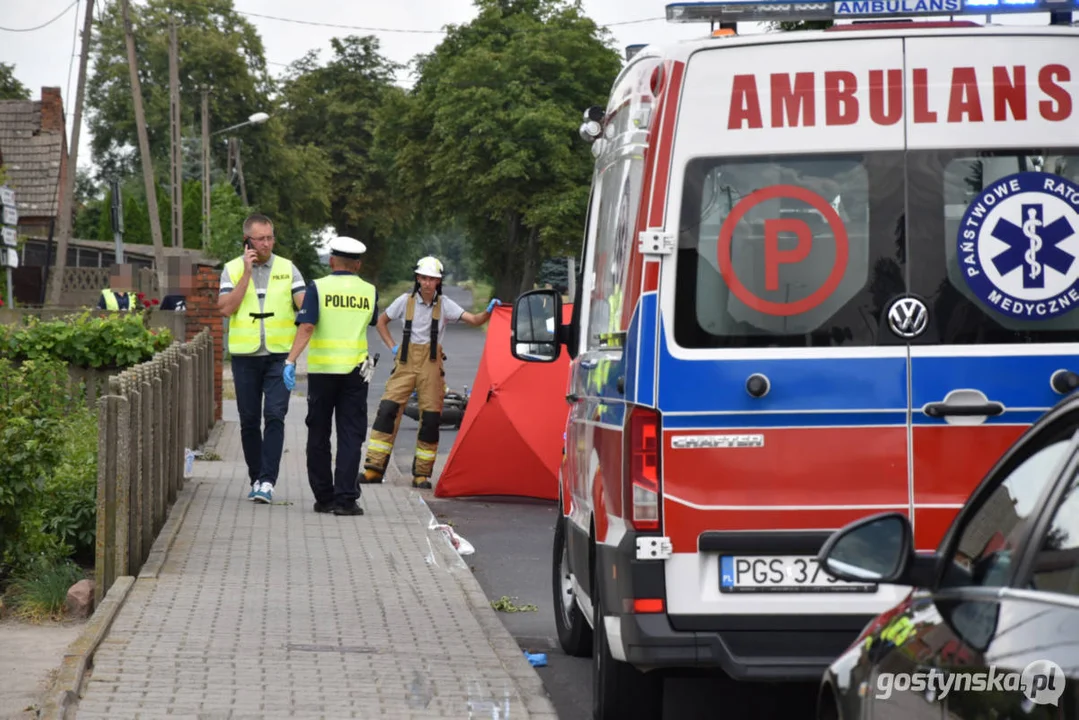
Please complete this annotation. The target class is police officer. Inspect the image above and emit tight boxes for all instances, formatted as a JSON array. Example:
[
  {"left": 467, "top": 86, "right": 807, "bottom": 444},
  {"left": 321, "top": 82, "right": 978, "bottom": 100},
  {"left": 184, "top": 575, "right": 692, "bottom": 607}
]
[
  {"left": 283, "top": 237, "right": 378, "bottom": 516},
  {"left": 97, "top": 263, "right": 135, "bottom": 311},
  {"left": 361, "top": 256, "right": 501, "bottom": 489},
  {"left": 217, "top": 214, "right": 306, "bottom": 504}
]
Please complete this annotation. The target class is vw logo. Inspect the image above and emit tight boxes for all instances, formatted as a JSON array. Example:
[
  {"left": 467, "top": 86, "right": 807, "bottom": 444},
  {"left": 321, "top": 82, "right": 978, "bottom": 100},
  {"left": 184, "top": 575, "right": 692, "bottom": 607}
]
[{"left": 887, "top": 297, "right": 929, "bottom": 339}]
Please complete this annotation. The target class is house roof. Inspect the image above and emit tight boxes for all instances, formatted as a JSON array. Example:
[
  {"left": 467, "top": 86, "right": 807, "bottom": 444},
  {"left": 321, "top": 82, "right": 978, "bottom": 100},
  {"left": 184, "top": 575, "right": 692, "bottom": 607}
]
[{"left": 0, "top": 99, "right": 64, "bottom": 219}]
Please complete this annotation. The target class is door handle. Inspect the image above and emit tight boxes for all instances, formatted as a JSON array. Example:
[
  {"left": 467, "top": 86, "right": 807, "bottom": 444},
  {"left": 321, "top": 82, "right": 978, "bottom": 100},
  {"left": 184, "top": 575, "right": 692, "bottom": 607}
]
[
  {"left": 566, "top": 393, "right": 583, "bottom": 404},
  {"left": 923, "top": 402, "right": 1004, "bottom": 418}
]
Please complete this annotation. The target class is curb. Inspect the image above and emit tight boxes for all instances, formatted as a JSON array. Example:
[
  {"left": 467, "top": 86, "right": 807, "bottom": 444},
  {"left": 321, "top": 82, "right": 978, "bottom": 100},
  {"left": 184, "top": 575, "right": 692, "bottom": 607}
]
[
  {"left": 38, "top": 576, "right": 134, "bottom": 720},
  {"left": 38, "top": 480, "right": 201, "bottom": 719},
  {"left": 415, "top": 493, "right": 559, "bottom": 720},
  {"left": 139, "top": 481, "right": 201, "bottom": 578}
]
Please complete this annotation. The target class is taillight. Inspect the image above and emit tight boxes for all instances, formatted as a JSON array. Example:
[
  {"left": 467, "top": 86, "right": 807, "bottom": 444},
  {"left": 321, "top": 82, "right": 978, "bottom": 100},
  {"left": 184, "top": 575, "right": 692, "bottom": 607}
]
[{"left": 627, "top": 406, "right": 660, "bottom": 531}]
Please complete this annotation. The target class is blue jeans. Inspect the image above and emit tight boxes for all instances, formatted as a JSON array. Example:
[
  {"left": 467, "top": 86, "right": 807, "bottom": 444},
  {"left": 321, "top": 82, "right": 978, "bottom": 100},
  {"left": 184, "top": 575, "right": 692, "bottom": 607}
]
[{"left": 231, "top": 353, "right": 290, "bottom": 486}]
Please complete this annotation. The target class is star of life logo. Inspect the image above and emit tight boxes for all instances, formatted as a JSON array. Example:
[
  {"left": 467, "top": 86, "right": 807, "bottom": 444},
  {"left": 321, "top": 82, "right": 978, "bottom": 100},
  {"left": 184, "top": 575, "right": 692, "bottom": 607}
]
[
  {"left": 958, "top": 172, "right": 1079, "bottom": 321},
  {"left": 875, "top": 660, "right": 1066, "bottom": 706}
]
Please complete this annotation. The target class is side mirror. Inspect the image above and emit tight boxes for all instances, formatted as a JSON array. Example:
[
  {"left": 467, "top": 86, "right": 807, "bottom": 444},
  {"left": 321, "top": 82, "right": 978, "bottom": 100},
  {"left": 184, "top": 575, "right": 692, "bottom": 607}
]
[
  {"left": 818, "top": 512, "right": 913, "bottom": 584},
  {"left": 511, "top": 289, "right": 562, "bottom": 363}
]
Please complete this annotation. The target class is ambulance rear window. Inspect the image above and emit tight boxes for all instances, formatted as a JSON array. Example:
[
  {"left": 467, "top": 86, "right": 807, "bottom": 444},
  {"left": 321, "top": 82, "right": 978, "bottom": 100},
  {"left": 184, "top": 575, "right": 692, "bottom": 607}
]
[
  {"left": 674, "top": 150, "right": 1079, "bottom": 348},
  {"left": 674, "top": 153, "right": 902, "bottom": 348}
]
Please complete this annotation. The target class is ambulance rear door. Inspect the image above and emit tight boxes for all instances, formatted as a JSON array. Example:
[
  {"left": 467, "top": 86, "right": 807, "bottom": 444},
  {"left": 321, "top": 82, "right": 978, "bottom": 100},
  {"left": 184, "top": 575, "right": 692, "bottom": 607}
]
[
  {"left": 660, "top": 36, "right": 915, "bottom": 617},
  {"left": 902, "top": 34, "right": 1079, "bottom": 551}
]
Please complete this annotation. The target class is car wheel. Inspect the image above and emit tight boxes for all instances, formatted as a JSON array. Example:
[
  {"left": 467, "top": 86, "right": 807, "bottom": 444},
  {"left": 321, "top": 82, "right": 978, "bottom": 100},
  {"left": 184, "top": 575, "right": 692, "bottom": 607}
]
[
  {"left": 552, "top": 514, "right": 592, "bottom": 656},
  {"left": 591, "top": 555, "right": 663, "bottom": 720}
]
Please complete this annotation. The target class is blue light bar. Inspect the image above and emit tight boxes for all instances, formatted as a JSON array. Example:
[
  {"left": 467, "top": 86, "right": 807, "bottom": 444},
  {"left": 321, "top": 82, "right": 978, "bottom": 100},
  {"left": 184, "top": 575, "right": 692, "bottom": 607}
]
[{"left": 666, "top": 0, "right": 1077, "bottom": 23}]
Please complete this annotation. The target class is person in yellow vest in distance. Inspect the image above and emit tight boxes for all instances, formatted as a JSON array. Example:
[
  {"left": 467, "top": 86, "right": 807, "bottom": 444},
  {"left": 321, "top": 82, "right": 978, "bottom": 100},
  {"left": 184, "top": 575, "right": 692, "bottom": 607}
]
[
  {"left": 216, "top": 214, "right": 306, "bottom": 504},
  {"left": 282, "top": 237, "right": 378, "bottom": 516},
  {"left": 361, "top": 256, "right": 501, "bottom": 490},
  {"left": 97, "top": 262, "right": 135, "bottom": 311}
]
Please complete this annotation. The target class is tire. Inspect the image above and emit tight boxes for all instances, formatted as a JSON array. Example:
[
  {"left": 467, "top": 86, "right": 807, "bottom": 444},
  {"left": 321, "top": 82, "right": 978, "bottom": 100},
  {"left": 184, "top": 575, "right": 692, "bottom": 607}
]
[
  {"left": 552, "top": 514, "right": 592, "bottom": 657},
  {"left": 591, "top": 556, "right": 663, "bottom": 720}
]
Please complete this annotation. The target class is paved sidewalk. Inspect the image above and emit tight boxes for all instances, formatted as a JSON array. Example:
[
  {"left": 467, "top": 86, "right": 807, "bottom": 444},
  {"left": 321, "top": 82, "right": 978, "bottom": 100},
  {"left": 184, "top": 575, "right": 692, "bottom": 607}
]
[{"left": 74, "top": 398, "right": 556, "bottom": 719}]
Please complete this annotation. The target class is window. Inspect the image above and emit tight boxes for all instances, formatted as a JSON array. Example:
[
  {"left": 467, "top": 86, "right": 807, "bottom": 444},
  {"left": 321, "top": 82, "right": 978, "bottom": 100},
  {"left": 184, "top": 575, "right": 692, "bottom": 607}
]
[
  {"left": 907, "top": 149, "right": 1079, "bottom": 344},
  {"left": 1030, "top": 474, "right": 1079, "bottom": 597},
  {"left": 946, "top": 438, "right": 1072, "bottom": 588},
  {"left": 587, "top": 156, "right": 643, "bottom": 351},
  {"left": 673, "top": 153, "right": 904, "bottom": 349}
]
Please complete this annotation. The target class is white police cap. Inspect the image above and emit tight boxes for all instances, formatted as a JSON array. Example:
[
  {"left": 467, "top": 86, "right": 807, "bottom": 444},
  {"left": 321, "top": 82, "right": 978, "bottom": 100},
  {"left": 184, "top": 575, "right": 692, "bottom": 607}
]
[{"left": 329, "top": 236, "right": 367, "bottom": 259}]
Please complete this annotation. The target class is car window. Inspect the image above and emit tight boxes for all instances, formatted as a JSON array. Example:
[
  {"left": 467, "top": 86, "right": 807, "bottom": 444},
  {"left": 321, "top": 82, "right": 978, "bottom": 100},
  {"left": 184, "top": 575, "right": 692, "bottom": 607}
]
[
  {"left": 1029, "top": 473, "right": 1079, "bottom": 597},
  {"left": 943, "top": 439, "right": 1071, "bottom": 589}
]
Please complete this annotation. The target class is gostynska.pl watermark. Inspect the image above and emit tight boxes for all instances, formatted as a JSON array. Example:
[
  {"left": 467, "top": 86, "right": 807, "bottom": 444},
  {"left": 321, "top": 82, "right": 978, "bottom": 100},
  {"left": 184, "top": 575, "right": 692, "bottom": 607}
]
[{"left": 876, "top": 660, "right": 1066, "bottom": 705}]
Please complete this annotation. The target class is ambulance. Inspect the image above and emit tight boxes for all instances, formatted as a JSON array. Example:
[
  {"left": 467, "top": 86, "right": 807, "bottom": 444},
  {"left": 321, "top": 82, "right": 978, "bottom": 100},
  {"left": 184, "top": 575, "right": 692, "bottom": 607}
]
[{"left": 507, "top": 1, "right": 1079, "bottom": 717}]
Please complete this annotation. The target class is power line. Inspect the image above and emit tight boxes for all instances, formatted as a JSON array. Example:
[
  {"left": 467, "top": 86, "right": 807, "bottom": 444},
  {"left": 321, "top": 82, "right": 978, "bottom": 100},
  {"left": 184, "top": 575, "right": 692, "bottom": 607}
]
[
  {"left": 236, "top": 10, "right": 444, "bottom": 34},
  {"left": 0, "top": 0, "right": 80, "bottom": 32},
  {"left": 235, "top": 9, "right": 666, "bottom": 34}
]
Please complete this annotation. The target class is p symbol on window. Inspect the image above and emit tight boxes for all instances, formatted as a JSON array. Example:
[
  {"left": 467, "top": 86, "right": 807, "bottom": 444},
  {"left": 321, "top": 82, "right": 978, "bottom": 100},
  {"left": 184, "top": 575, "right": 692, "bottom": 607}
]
[{"left": 764, "top": 219, "right": 813, "bottom": 292}]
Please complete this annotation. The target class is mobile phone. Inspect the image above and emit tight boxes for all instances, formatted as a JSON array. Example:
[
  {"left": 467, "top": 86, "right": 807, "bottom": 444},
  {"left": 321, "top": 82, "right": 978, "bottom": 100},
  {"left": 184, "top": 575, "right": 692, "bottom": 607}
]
[{"left": 244, "top": 238, "right": 253, "bottom": 251}]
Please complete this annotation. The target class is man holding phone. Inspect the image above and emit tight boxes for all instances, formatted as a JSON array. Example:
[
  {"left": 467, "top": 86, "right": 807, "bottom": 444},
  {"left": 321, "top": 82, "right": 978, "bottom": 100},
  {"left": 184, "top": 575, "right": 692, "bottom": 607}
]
[{"left": 217, "top": 214, "right": 306, "bottom": 504}]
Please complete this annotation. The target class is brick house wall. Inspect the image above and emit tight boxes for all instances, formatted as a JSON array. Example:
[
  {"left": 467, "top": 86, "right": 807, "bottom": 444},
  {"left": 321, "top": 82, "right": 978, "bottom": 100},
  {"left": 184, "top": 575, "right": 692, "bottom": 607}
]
[{"left": 185, "top": 264, "right": 223, "bottom": 422}]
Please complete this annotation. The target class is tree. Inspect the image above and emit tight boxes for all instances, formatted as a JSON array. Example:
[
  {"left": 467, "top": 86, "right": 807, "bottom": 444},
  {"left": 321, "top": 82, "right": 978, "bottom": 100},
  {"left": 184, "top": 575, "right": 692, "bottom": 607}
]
[
  {"left": 277, "top": 36, "right": 406, "bottom": 282},
  {"left": 388, "top": 0, "right": 622, "bottom": 300},
  {"left": 84, "top": 0, "right": 331, "bottom": 278},
  {"left": 0, "top": 63, "right": 30, "bottom": 100},
  {"left": 768, "top": 20, "right": 834, "bottom": 31}
]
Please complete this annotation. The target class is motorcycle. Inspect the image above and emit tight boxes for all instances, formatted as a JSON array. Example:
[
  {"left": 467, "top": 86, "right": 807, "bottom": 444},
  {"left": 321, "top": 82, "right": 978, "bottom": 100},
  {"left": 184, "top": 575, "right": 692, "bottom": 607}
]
[{"left": 403, "top": 384, "right": 470, "bottom": 429}]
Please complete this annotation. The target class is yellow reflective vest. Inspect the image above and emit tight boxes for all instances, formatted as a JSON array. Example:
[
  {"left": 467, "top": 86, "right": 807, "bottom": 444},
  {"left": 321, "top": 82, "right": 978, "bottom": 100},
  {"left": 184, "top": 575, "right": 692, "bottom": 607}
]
[
  {"left": 307, "top": 273, "right": 376, "bottom": 374},
  {"left": 100, "top": 289, "right": 129, "bottom": 311},
  {"left": 225, "top": 254, "right": 297, "bottom": 354}
]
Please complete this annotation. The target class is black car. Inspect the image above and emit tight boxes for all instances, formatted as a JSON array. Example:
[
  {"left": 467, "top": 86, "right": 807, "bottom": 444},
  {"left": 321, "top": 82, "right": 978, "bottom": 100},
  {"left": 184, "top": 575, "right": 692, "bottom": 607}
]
[{"left": 816, "top": 394, "right": 1079, "bottom": 719}]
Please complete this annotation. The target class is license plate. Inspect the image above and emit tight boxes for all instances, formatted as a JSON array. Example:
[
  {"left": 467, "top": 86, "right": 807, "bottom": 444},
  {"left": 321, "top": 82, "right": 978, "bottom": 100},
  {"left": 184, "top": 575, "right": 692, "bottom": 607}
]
[{"left": 720, "top": 555, "right": 877, "bottom": 593}]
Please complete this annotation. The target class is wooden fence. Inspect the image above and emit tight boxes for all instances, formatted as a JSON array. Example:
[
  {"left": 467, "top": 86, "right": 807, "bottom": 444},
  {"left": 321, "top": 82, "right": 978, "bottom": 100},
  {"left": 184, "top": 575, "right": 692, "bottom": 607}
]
[{"left": 94, "top": 328, "right": 216, "bottom": 604}]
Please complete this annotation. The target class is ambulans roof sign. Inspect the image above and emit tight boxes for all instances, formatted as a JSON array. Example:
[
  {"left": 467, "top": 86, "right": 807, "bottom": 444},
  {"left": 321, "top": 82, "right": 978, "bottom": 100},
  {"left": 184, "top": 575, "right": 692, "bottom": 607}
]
[
  {"left": 666, "top": 0, "right": 1079, "bottom": 23},
  {"left": 958, "top": 172, "right": 1079, "bottom": 321}
]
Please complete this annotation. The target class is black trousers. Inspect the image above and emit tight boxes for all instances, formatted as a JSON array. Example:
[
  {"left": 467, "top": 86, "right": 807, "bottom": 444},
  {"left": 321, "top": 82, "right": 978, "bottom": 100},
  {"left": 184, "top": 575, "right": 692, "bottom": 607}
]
[{"left": 305, "top": 368, "right": 369, "bottom": 506}]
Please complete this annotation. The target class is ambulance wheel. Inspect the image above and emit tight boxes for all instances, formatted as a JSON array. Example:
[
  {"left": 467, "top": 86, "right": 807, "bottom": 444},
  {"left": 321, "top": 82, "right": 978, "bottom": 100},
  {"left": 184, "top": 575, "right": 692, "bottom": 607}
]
[
  {"left": 552, "top": 515, "right": 592, "bottom": 656},
  {"left": 592, "top": 569, "right": 663, "bottom": 720}
]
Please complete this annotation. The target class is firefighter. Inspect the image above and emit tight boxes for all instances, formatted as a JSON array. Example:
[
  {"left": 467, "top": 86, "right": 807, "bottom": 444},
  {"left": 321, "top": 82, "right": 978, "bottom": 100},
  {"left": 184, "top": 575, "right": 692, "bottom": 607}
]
[
  {"left": 283, "top": 236, "right": 377, "bottom": 516},
  {"left": 361, "top": 256, "right": 501, "bottom": 489}
]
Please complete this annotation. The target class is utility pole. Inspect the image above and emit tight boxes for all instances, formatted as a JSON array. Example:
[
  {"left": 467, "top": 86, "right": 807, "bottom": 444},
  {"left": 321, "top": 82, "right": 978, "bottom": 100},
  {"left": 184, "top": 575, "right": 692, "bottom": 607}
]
[
  {"left": 46, "top": 0, "right": 94, "bottom": 306},
  {"left": 121, "top": 0, "right": 167, "bottom": 289},
  {"left": 169, "top": 18, "right": 183, "bottom": 248},
  {"left": 202, "top": 88, "right": 210, "bottom": 249},
  {"left": 234, "top": 137, "right": 248, "bottom": 205},
  {"left": 110, "top": 178, "right": 124, "bottom": 263}
]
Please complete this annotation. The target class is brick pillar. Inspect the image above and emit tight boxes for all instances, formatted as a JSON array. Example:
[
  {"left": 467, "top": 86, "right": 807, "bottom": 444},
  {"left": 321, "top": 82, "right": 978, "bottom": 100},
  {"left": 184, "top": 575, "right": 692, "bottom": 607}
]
[{"left": 185, "top": 264, "right": 224, "bottom": 422}]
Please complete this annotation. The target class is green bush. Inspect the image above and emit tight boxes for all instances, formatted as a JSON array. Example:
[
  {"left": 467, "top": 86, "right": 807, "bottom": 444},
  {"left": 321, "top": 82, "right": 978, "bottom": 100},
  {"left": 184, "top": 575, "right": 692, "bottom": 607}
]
[
  {"left": 31, "top": 405, "right": 99, "bottom": 566},
  {"left": 0, "top": 311, "right": 173, "bottom": 370},
  {"left": 0, "top": 358, "right": 72, "bottom": 572}
]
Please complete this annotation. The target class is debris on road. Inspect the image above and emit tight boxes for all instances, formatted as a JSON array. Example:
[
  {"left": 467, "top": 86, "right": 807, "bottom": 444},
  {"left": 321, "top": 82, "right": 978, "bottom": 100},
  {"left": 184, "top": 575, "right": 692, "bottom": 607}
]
[
  {"left": 490, "top": 595, "right": 537, "bottom": 613},
  {"left": 523, "top": 650, "right": 547, "bottom": 667}
]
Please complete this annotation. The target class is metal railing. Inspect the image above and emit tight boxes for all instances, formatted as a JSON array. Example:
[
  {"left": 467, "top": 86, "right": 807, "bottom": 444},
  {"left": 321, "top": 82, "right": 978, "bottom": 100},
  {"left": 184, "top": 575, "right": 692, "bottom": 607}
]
[{"left": 94, "top": 328, "right": 215, "bottom": 603}]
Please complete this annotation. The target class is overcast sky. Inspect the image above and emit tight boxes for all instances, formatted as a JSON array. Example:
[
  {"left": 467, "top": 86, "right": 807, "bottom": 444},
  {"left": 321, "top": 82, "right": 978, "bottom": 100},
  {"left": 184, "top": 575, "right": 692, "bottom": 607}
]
[{"left": 0, "top": 0, "right": 1063, "bottom": 178}]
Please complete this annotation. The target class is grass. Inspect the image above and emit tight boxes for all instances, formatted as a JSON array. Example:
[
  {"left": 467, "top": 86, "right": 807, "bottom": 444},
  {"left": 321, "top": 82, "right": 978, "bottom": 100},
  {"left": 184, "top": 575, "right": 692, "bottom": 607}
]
[
  {"left": 458, "top": 279, "right": 493, "bottom": 314},
  {"left": 3, "top": 559, "right": 85, "bottom": 622},
  {"left": 375, "top": 280, "right": 415, "bottom": 306}
]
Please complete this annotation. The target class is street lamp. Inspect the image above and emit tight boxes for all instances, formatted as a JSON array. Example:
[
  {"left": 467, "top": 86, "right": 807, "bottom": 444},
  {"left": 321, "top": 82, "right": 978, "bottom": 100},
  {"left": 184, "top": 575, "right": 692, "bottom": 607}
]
[
  {"left": 201, "top": 100, "right": 270, "bottom": 248},
  {"left": 211, "top": 111, "right": 270, "bottom": 137}
]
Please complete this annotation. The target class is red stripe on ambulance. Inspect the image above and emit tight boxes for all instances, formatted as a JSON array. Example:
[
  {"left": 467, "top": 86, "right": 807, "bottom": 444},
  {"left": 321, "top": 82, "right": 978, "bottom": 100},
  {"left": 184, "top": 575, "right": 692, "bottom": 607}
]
[{"left": 728, "top": 64, "right": 1072, "bottom": 129}]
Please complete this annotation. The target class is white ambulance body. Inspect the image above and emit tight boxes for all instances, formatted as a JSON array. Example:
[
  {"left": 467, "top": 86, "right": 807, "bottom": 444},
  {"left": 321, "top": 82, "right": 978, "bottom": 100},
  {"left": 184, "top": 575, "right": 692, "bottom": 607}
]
[{"left": 508, "top": 2, "right": 1079, "bottom": 718}]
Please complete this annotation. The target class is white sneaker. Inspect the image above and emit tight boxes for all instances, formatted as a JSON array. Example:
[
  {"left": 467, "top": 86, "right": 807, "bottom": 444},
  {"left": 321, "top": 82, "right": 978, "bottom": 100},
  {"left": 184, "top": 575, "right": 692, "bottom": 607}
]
[{"left": 252, "top": 481, "right": 274, "bottom": 504}]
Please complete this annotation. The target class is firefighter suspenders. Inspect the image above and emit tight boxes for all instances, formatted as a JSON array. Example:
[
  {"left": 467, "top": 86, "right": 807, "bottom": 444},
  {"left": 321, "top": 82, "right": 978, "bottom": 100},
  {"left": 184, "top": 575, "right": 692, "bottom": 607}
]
[{"left": 400, "top": 292, "right": 441, "bottom": 363}]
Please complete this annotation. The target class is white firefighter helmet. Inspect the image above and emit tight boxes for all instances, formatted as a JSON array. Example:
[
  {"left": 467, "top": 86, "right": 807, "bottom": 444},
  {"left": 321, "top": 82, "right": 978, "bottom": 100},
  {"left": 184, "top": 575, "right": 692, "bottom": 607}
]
[{"left": 415, "top": 256, "right": 444, "bottom": 278}]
